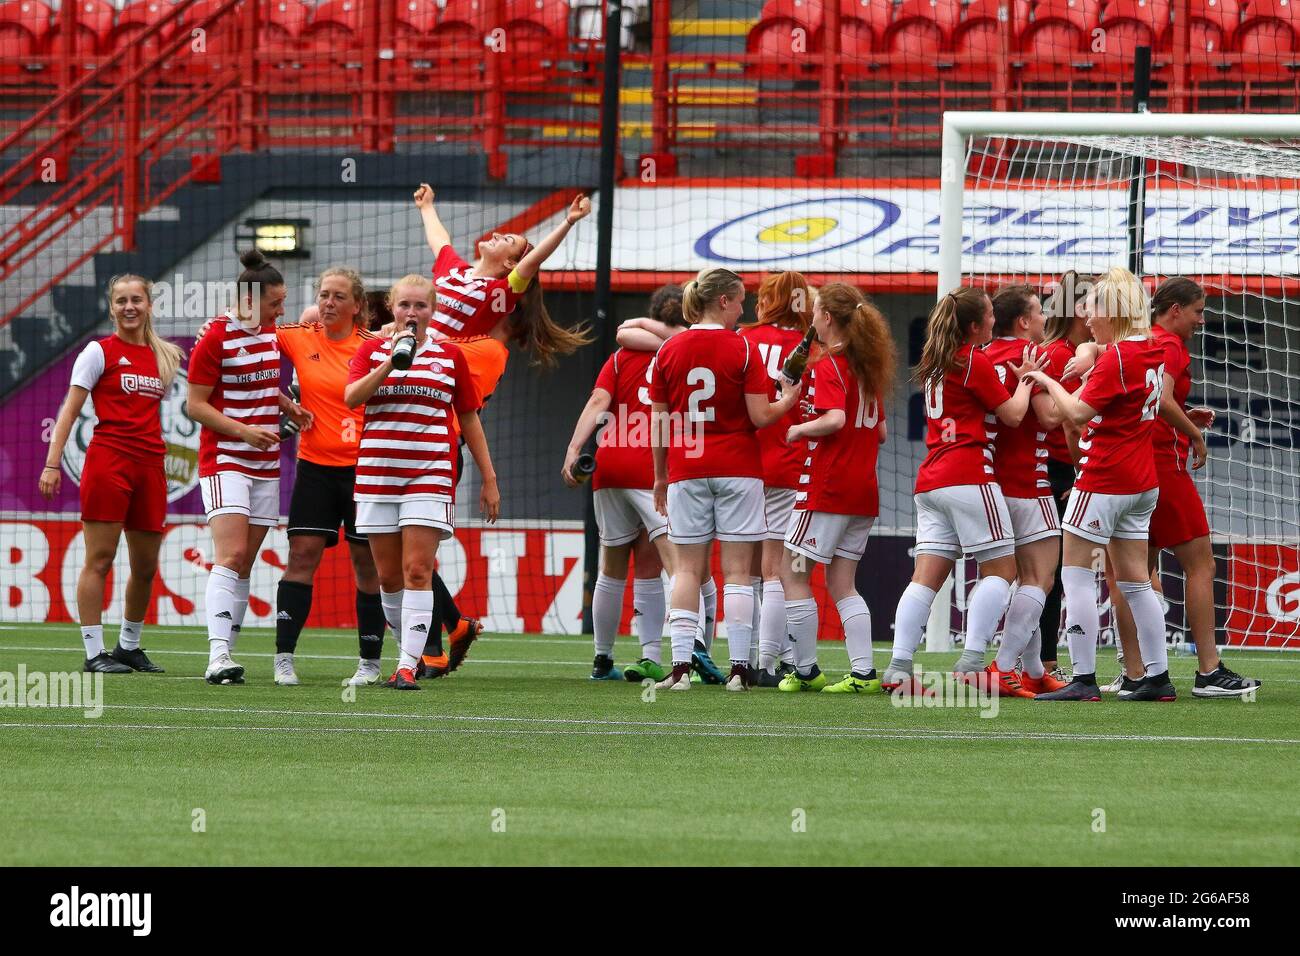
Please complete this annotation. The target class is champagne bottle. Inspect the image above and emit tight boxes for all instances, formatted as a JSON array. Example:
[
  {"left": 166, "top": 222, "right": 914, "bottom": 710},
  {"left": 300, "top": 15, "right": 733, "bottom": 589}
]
[
  {"left": 572, "top": 453, "right": 597, "bottom": 484},
  {"left": 391, "top": 320, "right": 419, "bottom": 370},
  {"left": 779, "top": 326, "right": 816, "bottom": 386}
]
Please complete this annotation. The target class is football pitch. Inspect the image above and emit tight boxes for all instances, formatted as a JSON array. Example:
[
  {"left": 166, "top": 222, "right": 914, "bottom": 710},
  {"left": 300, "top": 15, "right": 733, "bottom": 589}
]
[{"left": 2, "top": 624, "right": 1298, "bottom": 867}]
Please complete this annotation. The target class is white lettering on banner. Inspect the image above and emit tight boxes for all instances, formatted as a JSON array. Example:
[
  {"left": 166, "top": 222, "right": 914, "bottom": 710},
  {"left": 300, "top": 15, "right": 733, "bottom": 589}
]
[
  {"left": 1265, "top": 571, "right": 1300, "bottom": 624},
  {"left": 541, "top": 532, "right": 585, "bottom": 635},
  {"left": 479, "top": 531, "right": 526, "bottom": 633},
  {"left": 537, "top": 188, "right": 1300, "bottom": 274}
]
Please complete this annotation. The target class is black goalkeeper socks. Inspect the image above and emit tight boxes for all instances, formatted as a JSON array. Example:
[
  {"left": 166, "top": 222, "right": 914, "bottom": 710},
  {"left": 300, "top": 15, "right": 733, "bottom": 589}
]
[
  {"left": 356, "top": 589, "right": 385, "bottom": 661},
  {"left": 432, "top": 570, "right": 460, "bottom": 634},
  {"left": 276, "top": 580, "right": 313, "bottom": 654}
]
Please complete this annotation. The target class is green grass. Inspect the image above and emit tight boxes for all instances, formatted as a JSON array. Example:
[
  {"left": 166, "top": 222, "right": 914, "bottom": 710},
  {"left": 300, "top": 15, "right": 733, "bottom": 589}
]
[{"left": 1, "top": 623, "right": 1298, "bottom": 866}]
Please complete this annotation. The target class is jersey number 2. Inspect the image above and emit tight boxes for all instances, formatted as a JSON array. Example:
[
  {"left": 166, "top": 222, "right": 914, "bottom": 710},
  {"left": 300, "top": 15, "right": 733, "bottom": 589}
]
[
  {"left": 686, "top": 367, "right": 716, "bottom": 423},
  {"left": 1140, "top": 364, "right": 1165, "bottom": 422}
]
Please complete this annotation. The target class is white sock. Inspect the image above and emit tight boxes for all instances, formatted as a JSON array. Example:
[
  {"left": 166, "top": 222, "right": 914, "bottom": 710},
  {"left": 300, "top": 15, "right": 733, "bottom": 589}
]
[
  {"left": 996, "top": 585, "right": 1045, "bottom": 672},
  {"left": 785, "top": 597, "right": 819, "bottom": 673},
  {"left": 633, "top": 577, "right": 665, "bottom": 664},
  {"left": 592, "top": 573, "right": 625, "bottom": 658},
  {"left": 80, "top": 624, "right": 104, "bottom": 659},
  {"left": 891, "top": 582, "right": 936, "bottom": 663},
  {"left": 723, "top": 583, "right": 754, "bottom": 666},
  {"left": 669, "top": 608, "right": 699, "bottom": 665},
  {"left": 118, "top": 619, "right": 142, "bottom": 652},
  {"left": 399, "top": 589, "right": 433, "bottom": 671},
  {"left": 837, "top": 594, "right": 873, "bottom": 675},
  {"left": 205, "top": 564, "right": 239, "bottom": 663},
  {"left": 1061, "top": 565, "right": 1099, "bottom": 677},
  {"left": 1022, "top": 627, "right": 1045, "bottom": 679},
  {"left": 1119, "top": 579, "right": 1169, "bottom": 677},
  {"left": 380, "top": 588, "right": 404, "bottom": 636},
  {"left": 701, "top": 576, "right": 717, "bottom": 651},
  {"left": 759, "top": 579, "right": 786, "bottom": 671},
  {"left": 964, "top": 575, "right": 1012, "bottom": 655},
  {"left": 229, "top": 577, "right": 250, "bottom": 653},
  {"left": 749, "top": 576, "right": 763, "bottom": 668}
]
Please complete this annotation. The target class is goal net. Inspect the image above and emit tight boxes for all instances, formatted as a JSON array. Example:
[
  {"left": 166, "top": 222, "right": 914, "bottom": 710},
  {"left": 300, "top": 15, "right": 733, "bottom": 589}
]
[{"left": 938, "top": 111, "right": 1300, "bottom": 651}]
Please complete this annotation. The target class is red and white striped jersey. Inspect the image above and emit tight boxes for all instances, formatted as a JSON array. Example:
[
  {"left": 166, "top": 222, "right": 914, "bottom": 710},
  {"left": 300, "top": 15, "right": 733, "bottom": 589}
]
[
  {"left": 985, "top": 336, "right": 1050, "bottom": 499},
  {"left": 348, "top": 335, "right": 482, "bottom": 501},
  {"left": 188, "top": 314, "right": 281, "bottom": 478},
  {"left": 430, "top": 246, "right": 528, "bottom": 340}
]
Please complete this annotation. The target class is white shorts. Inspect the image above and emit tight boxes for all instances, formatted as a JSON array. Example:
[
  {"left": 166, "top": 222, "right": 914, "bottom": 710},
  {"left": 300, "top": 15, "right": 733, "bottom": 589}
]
[
  {"left": 355, "top": 496, "right": 454, "bottom": 537},
  {"left": 914, "top": 484, "right": 1015, "bottom": 561},
  {"left": 1005, "top": 495, "right": 1062, "bottom": 546},
  {"left": 764, "top": 487, "right": 798, "bottom": 540},
  {"left": 593, "top": 487, "right": 667, "bottom": 546},
  {"left": 1063, "top": 487, "right": 1158, "bottom": 545},
  {"left": 201, "top": 472, "right": 279, "bottom": 527},
  {"left": 785, "top": 509, "right": 875, "bottom": 564},
  {"left": 666, "top": 476, "right": 766, "bottom": 545}
]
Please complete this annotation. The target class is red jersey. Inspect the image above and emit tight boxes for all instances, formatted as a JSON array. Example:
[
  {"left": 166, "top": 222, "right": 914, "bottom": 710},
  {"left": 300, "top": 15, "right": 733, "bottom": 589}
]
[
  {"left": 431, "top": 246, "right": 526, "bottom": 340},
  {"left": 1039, "top": 338, "right": 1079, "bottom": 464},
  {"left": 592, "top": 347, "right": 655, "bottom": 491},
  {"left": 69, "top": 335, "right": 166, "bottom": 464},
  {"left": 348, "top": 335, "right": 481, "bottom": 501},
  {"left": 985, "top": 336, "right": 1050, "bottom": 499},
  {"left": 739, "top": 323, "right": 806, "bottom": 489},
  {"left": 188, "top": 315, "right": 281, "bottom": 478},
  {"left": 1075, "top": 337, "right": 1166, "bottom": 495},
  {"left": 797, "top": 353, "right": 883, "bottom": 517},
  {"left": 1151, "top": 324, "right": 1192, "bottom": 474},
  {"left": 914, "top": 344, "right": 1009, "bottom": 494},
  {"left": 647, "top": 324, "right": 768, "bottom": 482}
]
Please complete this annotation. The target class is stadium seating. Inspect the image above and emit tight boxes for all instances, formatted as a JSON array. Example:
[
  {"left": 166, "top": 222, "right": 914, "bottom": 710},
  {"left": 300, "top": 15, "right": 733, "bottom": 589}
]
[
  {"left": 0, "top": 0, "right": 52, "bottom": 66},
  {"left": 44, "top": 0, "right": 115, "bottom": 58},
  {"left": 1094, "top": 0, "right": 1171, "bottom": 74},
  {"left": 1236, "top": 0, "right": 1300, "bottom": 73},
  {"left": 748, "top": 0, "right": 824, "bottom": 77},
  {"left": 953, "top": 0, "right": 1032, "bottom": 57},
  {"left": 824, "top": 0, "right": 893, "bottom": 76},
  {"left": 504, "top": 0, "right": 570, "bottom": 87},
  {"left": 426, "top": 0, "right": 488, "bottom": 88},
  {"left": 1019, "top": 0, "right": 1097, "bottom": 76},
  {"left": 1160, "top": 0, "right": 1239, "bottom": 75},
  {"left": 882, "top": 0, "right": 962, "bottom": 75},
  {"left": 392, "top": 0, "right": 440, "bottom": 78},
  {"left": 109, "top": 0, "right": 176, "bottom": 57}
]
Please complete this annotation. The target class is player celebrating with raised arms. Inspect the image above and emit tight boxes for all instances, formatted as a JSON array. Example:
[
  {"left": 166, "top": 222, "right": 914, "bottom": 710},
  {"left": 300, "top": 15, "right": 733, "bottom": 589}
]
[
  {"left": 40, "top": 274, "right": 184, "bottom": 674},
  {"left": 1107, "top": 277, "right": 1260, "bottom": 698},
  {"left": 649, "top": 268, "right": 802, "bottom": 691},
  {"left": 562, "top": 285, "right": 688, "bottom": 682},
  {"left": 881, "top": 287, "right": 1043, "bottom": 695},
  {"left": 188, "top": 251, "right": 310, "bottom": 685},
  {"left": 739, "top": 271, "right": 812, "bottom": 686},
  {"left": 982, "top": 286, "right": 1069, "bottom": 696},
  {"left": 1024, "top": 266, "right": 1173, "bottom": 702},
  {"left": 344, "top": 275, "right": 499, "bottom": 690},
  {"left": 776, "top": 284, "right": 896, "bottom": 694}
]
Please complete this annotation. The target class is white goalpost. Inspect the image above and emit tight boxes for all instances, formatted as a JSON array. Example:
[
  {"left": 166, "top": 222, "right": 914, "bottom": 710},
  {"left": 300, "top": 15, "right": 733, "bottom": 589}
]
[{"left": 930, "top": 111, "right": 1300, "bottom": 654}]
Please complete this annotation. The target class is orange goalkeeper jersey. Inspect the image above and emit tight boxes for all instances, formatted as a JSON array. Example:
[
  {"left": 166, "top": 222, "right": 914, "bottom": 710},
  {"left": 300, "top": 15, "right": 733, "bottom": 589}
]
[
  {"left": 449, "top": 335, "right": 509, "bottom": 442},
  {"left": 278, "top": 322, "right": 375, "bottom": 467}
]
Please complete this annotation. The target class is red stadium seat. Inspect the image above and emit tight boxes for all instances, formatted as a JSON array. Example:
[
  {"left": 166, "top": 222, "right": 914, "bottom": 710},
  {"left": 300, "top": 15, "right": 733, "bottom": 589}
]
[
  {"left": 299, "top": 0, "right": 362, "bottom": 75},
  {"left": 395, "top": 0, "right": 440, "bottom": 36},
  {"left": 110, "top": 0, "right": 176, "bottom": 57},
  {"left": 392, "top": 0, "right": 440, "bottom": 77},
  {"left": 1158, "top": 0, "right": 1240, "bottom": 66},
  {"left": 953, "top": 0, "right": 1031, "bottom": 58},
  {"left": 504, "top": 0, "right": 570, "bottom": 86},
  {"left": 264, "top": 0, "right": 310, "bottom": 47},
  {"left": 0, "top": 0, "right": 53, "bottom": 64},
  {"left": 1235, "top": 1, "right": 1300, "bottom": 74},
  {"left": 748, "top": 0, "right": 824, "bottom": 77},
  {"left": 818, "top": 0, "right": 892, "bottom": 76},
  {"left": 884, "top": 0, "right": 962, "bottom": 73},
  {"left": 45, "top": 0, "right": 115, "bottom": 57},
  {"left": 507, "top": 0, "right": 569, "bottom": 40},
  {"left": 179, "top": 0, "right": 245, "bottom": 76},
  {"left": 1094, "top": 0, "right": 1170, "bottom": 74},
  {"left": 429, "top": 0, "right": 488, "bottom": 88},
  {"left": 1019, "top": 0, "right": 1096, "bottom": 76}
]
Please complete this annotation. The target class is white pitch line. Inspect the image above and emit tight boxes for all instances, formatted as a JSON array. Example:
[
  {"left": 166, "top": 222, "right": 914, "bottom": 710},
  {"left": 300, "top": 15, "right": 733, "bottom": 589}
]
[
  {"left": 9, "top": 702, "right": 1296, "bottom": 746},
  {"left": 2, "top": 718, "right": 1296, "bottom": 745}
]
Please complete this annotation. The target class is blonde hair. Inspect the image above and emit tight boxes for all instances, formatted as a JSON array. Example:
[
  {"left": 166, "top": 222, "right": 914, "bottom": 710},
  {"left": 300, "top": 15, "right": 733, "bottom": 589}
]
[
  {"left": 816, "top": 283, "right": 896, "bottom": 400},
  {"left": 914, "top": 287, "right": 989, "bottom": 386},
  {"left": 318, "top": 267, "right": 369, "bottom": 327},
  {"left": 106, "top": 274, "right": 184, "bottom": 387},
  {"left": 681, "top": 268, "right": 743, "bottom": 324},
  {"left": 386, "top": 274, "right": 435, "bottom": 309},
  {"left": 1090, "top": 266, "right": 1150, "bottom": 339}
]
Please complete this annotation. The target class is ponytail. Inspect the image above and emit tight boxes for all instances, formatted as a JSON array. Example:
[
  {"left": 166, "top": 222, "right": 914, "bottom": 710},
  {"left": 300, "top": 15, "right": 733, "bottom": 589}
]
[
  {"left": 914, "top": 287, "right": 988, "bottom": 386},
  {"left": 816, "top": 282, "right": 896, "bottom": 399},
  {"left": 681, "top": 268, "right": 743, "bottom": 324},
  {"left": 506, "top": 274, "right": 594, "bottom": 368}
]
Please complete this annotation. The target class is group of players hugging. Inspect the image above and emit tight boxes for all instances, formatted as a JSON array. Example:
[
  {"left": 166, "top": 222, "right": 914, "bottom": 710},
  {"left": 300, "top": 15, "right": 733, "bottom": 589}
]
[{"left": 43, "top": 184, "right": 1260, "bottom": 701}]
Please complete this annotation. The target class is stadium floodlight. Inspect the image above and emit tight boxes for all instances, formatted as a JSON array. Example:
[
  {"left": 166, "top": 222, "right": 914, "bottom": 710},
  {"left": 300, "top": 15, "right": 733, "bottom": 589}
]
[
  {"left": 929, "top": 111, "right": 1300, "bottom": 653},
  {"left": 236, "top": 219, "right": 311, "bottom": 258}
]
